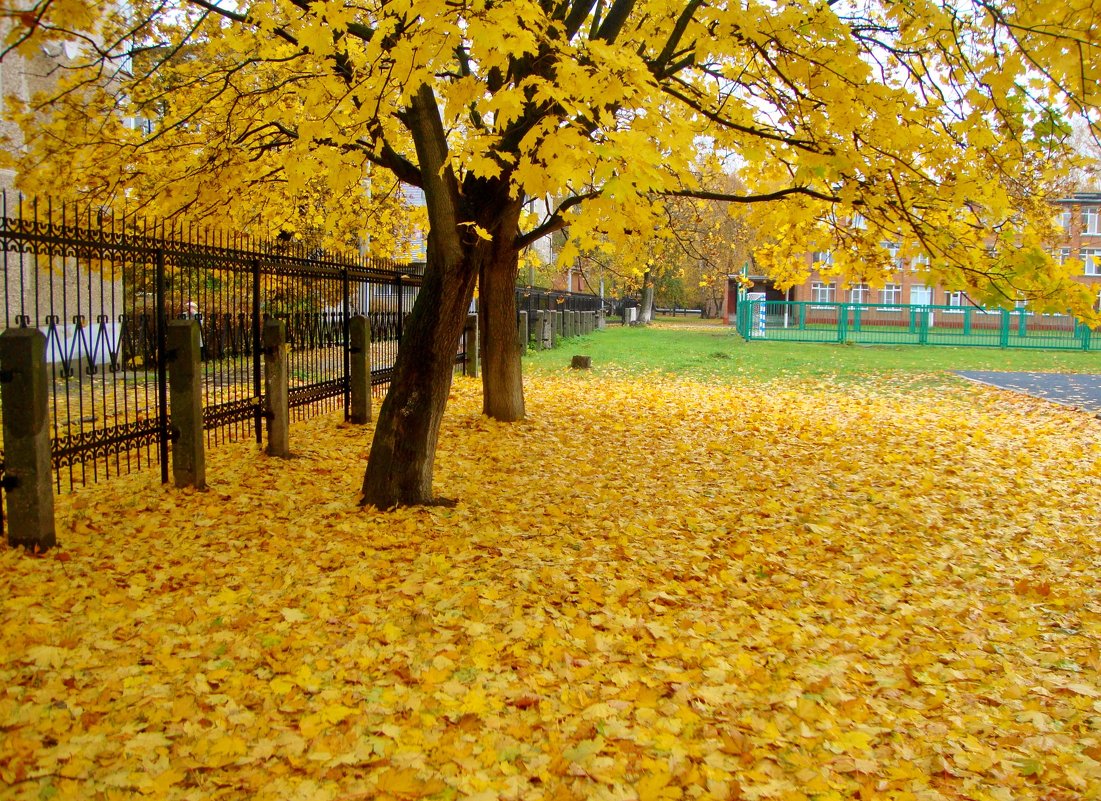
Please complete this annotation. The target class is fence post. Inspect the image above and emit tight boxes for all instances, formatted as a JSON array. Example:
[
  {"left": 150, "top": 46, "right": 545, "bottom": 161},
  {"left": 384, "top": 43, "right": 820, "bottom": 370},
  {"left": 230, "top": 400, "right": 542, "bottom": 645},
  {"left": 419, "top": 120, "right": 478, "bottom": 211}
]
[
  {"left": 517, "top": 310, "right": 529, "bottom": 353},
  {"left": 838, "top": 304, "right": 848, "bottom": 343},
  {"left": 263, "top": 318, "right": 290, "bottom": 458},
  {"left": 251, "top": 259, "right": 263, "bottom": 445},
  {"left": 918, "top": 309, "right": 929, "bottom": 345},
  {"left": 166, "top": 320, "right": 206, "bottom": 489},
  {"left": 463, "top": 313, "right": 479, "bottom": 376},
  {"left": 0, "top": 329, "right": 55, "bottom": 550},
  {"left": 349, "top": 315, "right": 372, "bottom": 423}
]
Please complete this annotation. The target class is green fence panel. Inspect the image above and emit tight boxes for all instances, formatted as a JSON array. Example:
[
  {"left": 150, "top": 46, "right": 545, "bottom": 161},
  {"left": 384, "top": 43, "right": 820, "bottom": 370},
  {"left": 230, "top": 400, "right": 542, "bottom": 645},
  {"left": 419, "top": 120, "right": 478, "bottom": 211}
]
[{"left": 741, "top": 301, "right": 1100, "bottom": 353}]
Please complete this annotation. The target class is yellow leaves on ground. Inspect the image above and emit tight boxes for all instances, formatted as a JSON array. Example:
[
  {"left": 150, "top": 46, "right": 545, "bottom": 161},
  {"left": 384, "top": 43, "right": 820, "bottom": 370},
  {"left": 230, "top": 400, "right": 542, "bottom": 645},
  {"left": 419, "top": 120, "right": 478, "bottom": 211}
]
[{"left": 2, "top": 372, "right": 1101, "bottom": 800}]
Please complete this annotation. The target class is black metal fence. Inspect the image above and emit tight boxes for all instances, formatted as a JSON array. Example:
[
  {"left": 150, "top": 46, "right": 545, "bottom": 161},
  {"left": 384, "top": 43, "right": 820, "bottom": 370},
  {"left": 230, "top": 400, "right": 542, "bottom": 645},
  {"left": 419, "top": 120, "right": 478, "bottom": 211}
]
[
  {"left": 516, "top": 286, "right": 610, "bottom": 317},
  {"left": 0, "top": 195, "right": 439, "bottom": 492}
]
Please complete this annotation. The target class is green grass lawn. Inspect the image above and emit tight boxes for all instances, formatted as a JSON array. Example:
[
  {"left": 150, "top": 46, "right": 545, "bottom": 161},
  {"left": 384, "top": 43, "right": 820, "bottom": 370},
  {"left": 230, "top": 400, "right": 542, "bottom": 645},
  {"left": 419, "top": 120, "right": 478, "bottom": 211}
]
[{"left": 524, "top": 322, "right": 1101, "bottom": 383}]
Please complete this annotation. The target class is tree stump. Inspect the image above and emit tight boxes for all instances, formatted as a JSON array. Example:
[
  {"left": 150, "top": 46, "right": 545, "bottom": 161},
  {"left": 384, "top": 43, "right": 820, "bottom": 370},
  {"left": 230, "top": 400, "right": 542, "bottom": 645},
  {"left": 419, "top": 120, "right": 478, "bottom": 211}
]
[{"left": 570, "top": 355, "right": 592, "bottom": 369}]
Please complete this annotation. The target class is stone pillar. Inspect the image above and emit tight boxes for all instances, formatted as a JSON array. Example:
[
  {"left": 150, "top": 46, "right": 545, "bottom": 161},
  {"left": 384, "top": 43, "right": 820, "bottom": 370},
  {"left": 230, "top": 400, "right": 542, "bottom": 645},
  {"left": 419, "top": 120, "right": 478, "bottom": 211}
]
[
  {"left": 546, "top": 312, "right": 557, "bottom": 349},
  {"left": 349, "top": 314, "right": 372, "bottom": 424},
  {"left": 263, "top": 318, "right": 290, "bottom": 458},
  {"left": 517, "top": 311, "right": 529, "bottom": 353},
  {"left": 167, "top": 320, "right": 206, "bottom": 488},
  {"left": 597, "top": 310, "right": 606, "bottom": 330},
  {"left": 556, "top": 309, "right": 564, "bottom": 337},
  {"left": 463, "top": 313, "right": 479, "bottom": 377},
  {"left": 0, "top": 328, "right": 55, "bottom": 549}
]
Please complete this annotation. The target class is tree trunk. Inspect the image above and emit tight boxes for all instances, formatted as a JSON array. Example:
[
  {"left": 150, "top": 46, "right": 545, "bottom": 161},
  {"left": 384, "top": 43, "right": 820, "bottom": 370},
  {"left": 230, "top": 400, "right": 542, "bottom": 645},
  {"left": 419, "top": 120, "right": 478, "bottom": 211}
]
[
  {"left": 359, "top": 254, "right": 476, "bottom": 507},
  {"left": 479, "top": 196, "right": 525, "bottom": 422},
  {"left": 638, "top": 270, "right": 655, "bottom": 324}
]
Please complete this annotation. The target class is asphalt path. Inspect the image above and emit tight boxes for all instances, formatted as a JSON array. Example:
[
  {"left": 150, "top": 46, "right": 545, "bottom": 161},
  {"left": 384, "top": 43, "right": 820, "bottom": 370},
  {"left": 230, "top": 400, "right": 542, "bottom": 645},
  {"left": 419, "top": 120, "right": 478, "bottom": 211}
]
[{"left": 955, "top": 371, "right": 1101, "bottom": 414}]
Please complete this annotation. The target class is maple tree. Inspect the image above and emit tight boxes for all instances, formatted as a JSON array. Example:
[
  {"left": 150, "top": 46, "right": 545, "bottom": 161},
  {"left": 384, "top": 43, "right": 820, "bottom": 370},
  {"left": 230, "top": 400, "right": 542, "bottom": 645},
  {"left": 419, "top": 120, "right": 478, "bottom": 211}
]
[
  {"left": 3, "top": 0, "right": 1101, "bottom": 505},
  {"left": 3, "top": 368, "right": 1100, "bottom": 798}
]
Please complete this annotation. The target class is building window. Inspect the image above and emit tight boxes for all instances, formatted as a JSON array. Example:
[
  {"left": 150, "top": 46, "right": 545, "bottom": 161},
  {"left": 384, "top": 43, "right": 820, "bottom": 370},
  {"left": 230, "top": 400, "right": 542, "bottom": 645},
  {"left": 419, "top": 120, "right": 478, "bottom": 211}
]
[
  {"left": 1082, "top": 248, "right": 1101, "bottom": 275},
  {"left": 811, "top": 251, "right": 833, "bottom": 266},
  {"left": 1083, "top": 207, "right": 1100, "bottom": 235},
  {"left": 879, "top": 284, "right": 902, "bottom": 307},
  {"left": 946, "top": 291, "right": 966, "bottom": 311},
  {"left": 811, "top": 282, "right": 836, "bottom": 304},
  {"left": 1059, "top": 209, "right": 1072, "bottom": 231},
  {"left": 911, "top": 253, "right": 930, "bottom": 272},
  {"left": 849, "top": 283, "right": 870, "bottom": 304},
  {"left": 1059, "top": 247, "right": 1071, "bottom": 265},
  {"left": 851, "top": 213, "right": 866, "bottom": 230}
]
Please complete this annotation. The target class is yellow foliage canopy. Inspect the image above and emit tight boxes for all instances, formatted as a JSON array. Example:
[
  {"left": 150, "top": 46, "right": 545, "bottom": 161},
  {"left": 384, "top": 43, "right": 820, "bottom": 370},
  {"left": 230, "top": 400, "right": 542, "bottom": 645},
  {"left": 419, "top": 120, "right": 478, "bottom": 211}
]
[{"left": 1, "top": 0, "right": 1100, "bottom": 313}]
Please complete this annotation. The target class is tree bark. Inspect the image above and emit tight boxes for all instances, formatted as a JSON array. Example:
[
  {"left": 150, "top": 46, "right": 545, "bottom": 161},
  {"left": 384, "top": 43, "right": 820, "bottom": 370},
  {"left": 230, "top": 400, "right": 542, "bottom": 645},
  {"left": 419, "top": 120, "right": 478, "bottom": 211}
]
[{"left": 478, "top": 193, "right": 525, "bottom": 422}]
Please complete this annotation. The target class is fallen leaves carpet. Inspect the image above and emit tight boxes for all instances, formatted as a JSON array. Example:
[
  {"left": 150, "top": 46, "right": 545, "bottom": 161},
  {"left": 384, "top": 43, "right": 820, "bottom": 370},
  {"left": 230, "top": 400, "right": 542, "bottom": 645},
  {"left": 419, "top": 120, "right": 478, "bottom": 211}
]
[{"left": 2, "top": 373, "right": 1100, "bottom": 801}]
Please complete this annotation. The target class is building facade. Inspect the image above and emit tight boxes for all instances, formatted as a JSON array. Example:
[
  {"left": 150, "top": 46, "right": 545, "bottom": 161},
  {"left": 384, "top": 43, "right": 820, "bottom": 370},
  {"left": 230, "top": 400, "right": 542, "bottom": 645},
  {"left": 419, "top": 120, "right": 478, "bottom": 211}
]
[{"left": 723, "top": 193, "right": 1101, "bottom": 325}]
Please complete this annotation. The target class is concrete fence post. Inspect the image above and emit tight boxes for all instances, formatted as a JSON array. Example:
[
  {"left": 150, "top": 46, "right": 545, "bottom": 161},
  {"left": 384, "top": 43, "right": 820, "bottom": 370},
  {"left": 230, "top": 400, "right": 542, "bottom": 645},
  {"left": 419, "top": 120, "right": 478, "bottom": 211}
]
[
  {"left": 547, "top": 311, "right": 558, "bottom": 349},
  {"left": 597, "top": 310, "right": 606, "bottom": 330},
  {"left": 531, "top": 311, "right": 544, "bottom": 350},
  {"left": 0, "top": 328, "right": 55, "bottom": 549},
  {"left": 263, "top": 318, "right": 290, "bottom": 458},
  {"left": 464, "top": 314, "right": 480, "bottom": 377},
  {"left": 167, "top": 320, "right": 206, "bottom": 488},
  {"left": 556, "top": 309, "right": 565, "bottom": 338},
  {"left": 517, "top": 311, "right": 529, "bottom": 353},
  {"left": 349, "top": 315, "right": 372, "bottom": 424}
]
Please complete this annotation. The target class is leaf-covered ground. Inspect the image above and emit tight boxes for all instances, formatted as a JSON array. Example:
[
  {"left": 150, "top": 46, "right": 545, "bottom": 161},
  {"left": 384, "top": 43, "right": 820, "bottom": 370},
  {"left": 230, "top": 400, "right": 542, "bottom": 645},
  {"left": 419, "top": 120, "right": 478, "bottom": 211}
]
[{"left": 2, "top": 373, "right": 1100, "bottom": 801}]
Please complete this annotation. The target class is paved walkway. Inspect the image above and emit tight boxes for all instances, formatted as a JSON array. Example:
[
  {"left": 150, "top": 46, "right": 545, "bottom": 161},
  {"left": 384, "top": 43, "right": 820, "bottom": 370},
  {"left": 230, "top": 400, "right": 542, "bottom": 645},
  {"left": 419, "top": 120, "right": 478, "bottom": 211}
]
[{"left": 956, "top": 371, "right": 1101, "bottom": 413}]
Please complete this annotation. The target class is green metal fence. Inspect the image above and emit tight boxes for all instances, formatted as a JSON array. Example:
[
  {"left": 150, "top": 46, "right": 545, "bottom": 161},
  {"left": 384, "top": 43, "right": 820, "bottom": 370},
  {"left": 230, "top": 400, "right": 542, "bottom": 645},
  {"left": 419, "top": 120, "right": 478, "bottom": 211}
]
[{"left": 737, "top": 301, "right": 1100, "bottom": 351}]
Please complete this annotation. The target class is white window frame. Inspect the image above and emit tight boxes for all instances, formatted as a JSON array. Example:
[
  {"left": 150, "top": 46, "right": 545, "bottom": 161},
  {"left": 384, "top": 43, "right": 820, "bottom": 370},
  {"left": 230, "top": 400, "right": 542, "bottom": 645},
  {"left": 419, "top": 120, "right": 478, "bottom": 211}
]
[
  {"left": 945, "top": 290, "right": 966, "bottom": 313},
  {"left": 1059, "top": 209, "right": 1072, "bottom": 231},
  {"left": 1059, "top": 247, "right": 1071, "bottom": 265},
  {"left": 1083, "top": 207, "right": 1100, "bottom": 235},
  {"left": 811, "top": 251, "right": 833, "bottom": 266},
  {"left": 851, "top": 213, "right": 867, "bottom": 230},
  {"left": 849, "top": 283, "right": 870, "bottom": 305},
  {"left": 811, "top": 281, "right": 836, "bottom": 306},
  {"left": 1082, "top": 248, "right": 1101, "bottom": 275},
  {"left": 878, "top": 284, "right": 902, "bottom": 310}
]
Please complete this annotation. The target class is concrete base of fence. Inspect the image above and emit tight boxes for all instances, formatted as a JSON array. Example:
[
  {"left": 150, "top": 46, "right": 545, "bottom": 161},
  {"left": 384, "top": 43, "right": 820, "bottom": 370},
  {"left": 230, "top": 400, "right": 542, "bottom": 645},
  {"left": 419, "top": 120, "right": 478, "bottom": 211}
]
[
  {"left": 349, "top": 315, "right": 372, "bottom": 423},
  {"left": 0, "top": 328, "right": 55, "bottom": 549},
  {"left": 167, "top": 320, "right": 206, "bottom": 489},
  {"left": 264, "top": 319, "right": 290, "bottom": 458}
]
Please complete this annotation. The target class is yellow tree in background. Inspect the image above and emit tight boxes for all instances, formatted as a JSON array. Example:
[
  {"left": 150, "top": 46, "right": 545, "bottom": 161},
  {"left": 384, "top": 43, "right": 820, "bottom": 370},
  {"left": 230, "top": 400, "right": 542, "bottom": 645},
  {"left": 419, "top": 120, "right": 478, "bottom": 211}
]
[{"left": 2, "top": 0, "right": 1100, "bottom": 507}]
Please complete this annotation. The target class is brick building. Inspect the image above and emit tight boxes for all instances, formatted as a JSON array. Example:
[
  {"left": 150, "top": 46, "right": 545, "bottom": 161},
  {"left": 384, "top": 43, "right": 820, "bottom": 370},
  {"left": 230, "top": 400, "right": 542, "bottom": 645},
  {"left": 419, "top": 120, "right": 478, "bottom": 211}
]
[{"left": 723, "top": 193, "right": 1101, "bottom": 325}]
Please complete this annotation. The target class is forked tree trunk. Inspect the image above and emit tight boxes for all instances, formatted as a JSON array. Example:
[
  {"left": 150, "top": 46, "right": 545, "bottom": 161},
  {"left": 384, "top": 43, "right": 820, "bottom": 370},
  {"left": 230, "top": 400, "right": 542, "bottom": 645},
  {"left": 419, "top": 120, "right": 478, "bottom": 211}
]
[
  {"left": 479, "top": 197, "right": 525, "bottom": 422},
  {"left": 360, "top": 84, "right": 477, "bottom": 508}
]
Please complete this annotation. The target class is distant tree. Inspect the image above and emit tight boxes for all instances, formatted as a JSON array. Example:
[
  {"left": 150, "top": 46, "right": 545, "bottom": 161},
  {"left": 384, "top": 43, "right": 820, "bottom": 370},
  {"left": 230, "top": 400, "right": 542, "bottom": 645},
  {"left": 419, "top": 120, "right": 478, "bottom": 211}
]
[{"left": 3, "top": 0, "right": 1100, "bottom": 507}]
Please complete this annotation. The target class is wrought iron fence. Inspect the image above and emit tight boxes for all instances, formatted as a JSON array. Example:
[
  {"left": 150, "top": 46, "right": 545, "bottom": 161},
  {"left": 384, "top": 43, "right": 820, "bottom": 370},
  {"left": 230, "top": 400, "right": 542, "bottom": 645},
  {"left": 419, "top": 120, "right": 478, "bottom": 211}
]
[
  {"left": 0, "top": 194, "right": 442, "bottom": 493},
  {"left": 737, "top": 300, "right": 1101, "bottom": 350},
  {"left": 515, "top": 286, "right": 609, "bottom": 317}
]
